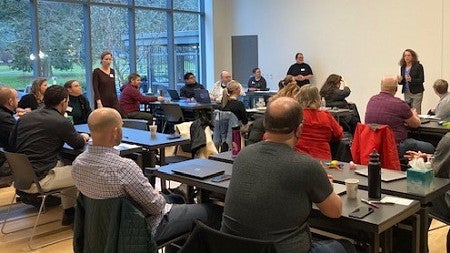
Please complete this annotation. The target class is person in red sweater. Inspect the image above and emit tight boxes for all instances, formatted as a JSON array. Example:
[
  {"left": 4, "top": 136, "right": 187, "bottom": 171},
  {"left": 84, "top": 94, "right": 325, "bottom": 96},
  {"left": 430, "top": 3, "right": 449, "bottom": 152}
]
[
  {"left": 119, "top": 73, "right": 163, "bottom": 125},
  {"left": 295, "top": 84, "right": 343, "bottom": 160}
]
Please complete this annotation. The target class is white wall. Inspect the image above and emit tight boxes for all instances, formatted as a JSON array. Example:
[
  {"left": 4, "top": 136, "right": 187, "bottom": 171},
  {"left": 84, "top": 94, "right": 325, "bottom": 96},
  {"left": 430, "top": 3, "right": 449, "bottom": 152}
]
[{"left": 209, "top": 0, "right": 449, "bottom": 119}]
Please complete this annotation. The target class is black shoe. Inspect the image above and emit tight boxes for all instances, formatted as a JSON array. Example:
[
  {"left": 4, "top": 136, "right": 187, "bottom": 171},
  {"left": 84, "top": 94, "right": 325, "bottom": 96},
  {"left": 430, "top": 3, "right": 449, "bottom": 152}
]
[
  {"left": 61, "top": 207, "right": 75, "bottom": 226},
  {"left": 16, "top": 191, "right": 61, "bottom": 208}
]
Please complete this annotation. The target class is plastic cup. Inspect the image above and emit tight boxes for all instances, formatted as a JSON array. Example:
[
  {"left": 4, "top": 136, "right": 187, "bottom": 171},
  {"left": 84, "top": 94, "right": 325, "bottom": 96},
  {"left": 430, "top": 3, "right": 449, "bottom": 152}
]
[
  {"left": 149, "top": 125, "right": 157, "bottom": 138},
  {"left": 345, "top": 178, "right": 359, "bottom": 199}
]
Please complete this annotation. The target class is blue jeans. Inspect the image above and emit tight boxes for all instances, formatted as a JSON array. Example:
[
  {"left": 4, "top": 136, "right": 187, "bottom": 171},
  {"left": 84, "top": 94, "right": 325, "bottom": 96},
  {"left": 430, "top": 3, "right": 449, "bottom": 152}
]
[
  {"left": 154, "top": 203, "right": 222, "bottom": 244},
  {"left": 398, "top": 138, "right": 435, "bottom": 156},
  {"left": 310, "top": 239, "right": 356, "bottom": 253}
]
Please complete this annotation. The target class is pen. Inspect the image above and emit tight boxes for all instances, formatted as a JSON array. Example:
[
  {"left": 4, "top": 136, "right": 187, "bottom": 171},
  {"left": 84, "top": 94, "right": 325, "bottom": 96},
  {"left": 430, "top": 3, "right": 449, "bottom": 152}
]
[
  {"left": 361, "top": 198, "right": 379, "bottom": 208},
  {"left": 370, "top": 201, "right": 395, "bottom": 205}
]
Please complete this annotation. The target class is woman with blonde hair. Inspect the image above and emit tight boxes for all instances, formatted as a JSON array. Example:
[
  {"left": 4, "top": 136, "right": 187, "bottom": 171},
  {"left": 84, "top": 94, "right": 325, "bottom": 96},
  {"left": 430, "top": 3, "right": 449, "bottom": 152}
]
[
  {"left": 295, "top": 84, "right": 343, "bottom": 160},
  {"left": 221, "top": 80, "right": 248, "bottom": 125},
  {"left": 269, "top": 82, "right": 300, "bottom": 102},
  {"left": 278, "top": 75, "right": 296, "bottom": 90},
  {"left": 18, "top": 78, "right": 48, "bottom": 110}
]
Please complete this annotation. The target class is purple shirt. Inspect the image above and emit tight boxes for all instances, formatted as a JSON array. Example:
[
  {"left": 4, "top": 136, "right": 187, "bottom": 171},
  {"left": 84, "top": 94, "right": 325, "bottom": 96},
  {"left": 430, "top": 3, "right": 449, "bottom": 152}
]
[{"left": 365, "top": 92, "right": 412, "bottom": 143}]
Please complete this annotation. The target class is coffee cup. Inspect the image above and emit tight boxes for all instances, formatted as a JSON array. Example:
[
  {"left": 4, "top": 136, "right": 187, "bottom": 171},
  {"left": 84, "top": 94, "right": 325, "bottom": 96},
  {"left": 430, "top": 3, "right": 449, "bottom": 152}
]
[{"left": 345, "top": 178, "right": 359, "bottom": 199}]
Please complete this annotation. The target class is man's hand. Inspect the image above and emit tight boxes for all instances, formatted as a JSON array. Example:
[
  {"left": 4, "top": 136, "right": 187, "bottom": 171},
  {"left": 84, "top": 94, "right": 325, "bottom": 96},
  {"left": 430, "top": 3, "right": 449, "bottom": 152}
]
[
  {"left": 327, "top": 174, "right": 334, "bottom": 184},
  {"left": 80, "top": 133, "right": 90, "bottom": 142},
  {"left": 157, "top": 96, "right": 164, "bottom": 102}
]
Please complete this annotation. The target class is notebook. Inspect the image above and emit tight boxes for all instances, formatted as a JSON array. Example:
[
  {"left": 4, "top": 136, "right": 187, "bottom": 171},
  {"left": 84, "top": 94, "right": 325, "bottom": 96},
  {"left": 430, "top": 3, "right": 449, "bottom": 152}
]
[
  {"left": 194, "top": 89, "right": 212, "bottom": 104},
  {"left": 333, "top": 183, "right": 347, "bottom": 195},
  {"left": 172, "top": 164, "right": 225, "bottom": 179},
  {"left": 354, "top": 168, "right": 406, "bottom": 182},
  {"left": 167, "top": 89, "right": 181, "bottom": 101}
]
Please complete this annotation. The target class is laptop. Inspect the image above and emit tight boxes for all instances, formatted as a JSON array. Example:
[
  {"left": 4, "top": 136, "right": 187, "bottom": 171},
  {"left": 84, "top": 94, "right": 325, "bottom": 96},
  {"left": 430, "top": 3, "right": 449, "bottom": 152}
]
[
  {"left": 194, "top": 89, "right": 212, "bottom": 104},
  {"left": 333, "top": 183, "right": 347, "bottom": 195},
  {"left": 167, "top": 89, "right": 181, "bottom": 101},
  {"left": 172, "top": 164, "right": 225, "bottom": 179},
  {"left": 354, "top": 168, "right": 406, "bottom": 182}
]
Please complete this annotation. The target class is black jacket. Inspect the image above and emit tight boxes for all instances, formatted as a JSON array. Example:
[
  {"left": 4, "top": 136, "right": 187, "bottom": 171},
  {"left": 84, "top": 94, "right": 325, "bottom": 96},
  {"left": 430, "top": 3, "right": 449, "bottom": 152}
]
[
  {"left": 18, "top": 94, "right": 39, "bottom": 110},
  {"left": 0, "top": 105, "right": 16, "bottom": 151},
  {"left": 399, "top": 62, "right": 424, "bottom": 94},
  {"left": 68, "top": 94, "right": 92, "bottom": 124}
]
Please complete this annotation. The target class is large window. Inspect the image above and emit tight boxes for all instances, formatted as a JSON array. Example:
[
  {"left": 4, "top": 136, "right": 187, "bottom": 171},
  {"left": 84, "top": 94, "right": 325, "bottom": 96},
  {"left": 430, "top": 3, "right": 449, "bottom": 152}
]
[
  {"left": 0, "top": 0, "right": 204, "bottom": 100},
  {"left": 37, "top": 1, "right": 85, "bottom": 88},
  {"left": 0, "top": 1, "right": 33, "bottom": 95}
]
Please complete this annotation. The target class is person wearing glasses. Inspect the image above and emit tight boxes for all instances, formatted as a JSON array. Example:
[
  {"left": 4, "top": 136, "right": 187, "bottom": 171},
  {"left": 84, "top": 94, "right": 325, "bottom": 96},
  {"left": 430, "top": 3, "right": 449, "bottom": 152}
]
[{"left": 286, "top": 52, "right": 314, "bottom": 87}]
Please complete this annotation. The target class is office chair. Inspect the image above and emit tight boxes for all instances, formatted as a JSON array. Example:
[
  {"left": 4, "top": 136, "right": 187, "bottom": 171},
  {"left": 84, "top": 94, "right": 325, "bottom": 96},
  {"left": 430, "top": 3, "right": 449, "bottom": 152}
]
[
  {"left": 74, "top": 193, "right": 157, "bottom": 253},
  {"left": 179, "top": 220, "right": 277, "bottom": 253},
  {"left": 160, "top": 104, "right": 184, "bottom": 133},
  {"left": 1, "top": 152, "right": 73, "bottom": 250}
]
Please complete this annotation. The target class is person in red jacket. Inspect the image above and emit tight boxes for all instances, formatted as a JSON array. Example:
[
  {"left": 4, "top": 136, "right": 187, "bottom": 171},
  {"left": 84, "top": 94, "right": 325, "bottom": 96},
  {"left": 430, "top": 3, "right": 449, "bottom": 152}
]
[
  {"left": 295, "top": 84, "right": 343, "bottom": 160},
  {"left": 119, "top": 73, "right": 163, "bottom": 125}
]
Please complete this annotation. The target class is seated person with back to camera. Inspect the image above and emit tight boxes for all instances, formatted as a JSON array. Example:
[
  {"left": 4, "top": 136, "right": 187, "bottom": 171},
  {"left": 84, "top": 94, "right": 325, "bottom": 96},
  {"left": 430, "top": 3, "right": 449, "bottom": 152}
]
[
  {"left": 72, "top": 108, "right": 222, "bottom": 245},
  {"left": 9, "top": 85, "right": 90, "bottom": 225},
  {"left": 120, "top": 73, "right": 164, "bottom": 126},
  {"left": 221, "top": 97, "right": 356, "bottom": 253}
]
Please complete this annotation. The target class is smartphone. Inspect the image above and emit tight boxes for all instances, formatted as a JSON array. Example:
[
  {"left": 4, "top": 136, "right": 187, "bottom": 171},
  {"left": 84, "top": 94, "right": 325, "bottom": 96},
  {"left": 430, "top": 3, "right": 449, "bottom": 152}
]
[
  {"left": 211, "top": 174, "right": 232, "bottom": 183},
  {"left": 349, "top": 207, "right": 374, "bottom": 219}
]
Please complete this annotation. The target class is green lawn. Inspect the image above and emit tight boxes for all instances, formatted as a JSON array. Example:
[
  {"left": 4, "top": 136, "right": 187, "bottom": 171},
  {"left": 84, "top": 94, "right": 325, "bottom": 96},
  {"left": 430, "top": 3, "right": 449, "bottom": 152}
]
[{"left": 0, "top": 64, "right": 86, "bottom": 90}]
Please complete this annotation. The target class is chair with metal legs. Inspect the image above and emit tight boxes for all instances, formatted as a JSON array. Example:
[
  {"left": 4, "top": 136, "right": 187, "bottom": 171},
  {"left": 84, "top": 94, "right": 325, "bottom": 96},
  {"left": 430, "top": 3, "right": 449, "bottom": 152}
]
[{"left": 1, "top": 152, "right": 74, "bottom": 250}]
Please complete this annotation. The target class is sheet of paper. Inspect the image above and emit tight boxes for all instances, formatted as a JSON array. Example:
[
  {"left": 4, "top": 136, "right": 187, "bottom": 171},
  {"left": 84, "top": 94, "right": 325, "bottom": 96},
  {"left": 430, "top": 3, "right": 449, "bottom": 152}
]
[{"left": 381, "top": 196, "right": 414, "bottom": 206}]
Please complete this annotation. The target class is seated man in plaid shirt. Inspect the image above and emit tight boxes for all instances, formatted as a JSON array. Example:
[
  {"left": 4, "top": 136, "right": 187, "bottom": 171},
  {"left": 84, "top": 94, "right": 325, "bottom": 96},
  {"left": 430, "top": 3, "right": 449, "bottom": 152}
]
[{"left": 72, "top": 108, "right": 221, "bottom": 245}]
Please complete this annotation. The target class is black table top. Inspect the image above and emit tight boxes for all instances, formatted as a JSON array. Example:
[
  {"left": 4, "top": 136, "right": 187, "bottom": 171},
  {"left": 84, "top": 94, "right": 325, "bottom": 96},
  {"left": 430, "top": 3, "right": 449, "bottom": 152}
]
[
  {"left": 208, "top": 151, "right": 450, "bottom": 205},
  {"left": 156, "top": 159, "right": 420, "bottom": 235}
]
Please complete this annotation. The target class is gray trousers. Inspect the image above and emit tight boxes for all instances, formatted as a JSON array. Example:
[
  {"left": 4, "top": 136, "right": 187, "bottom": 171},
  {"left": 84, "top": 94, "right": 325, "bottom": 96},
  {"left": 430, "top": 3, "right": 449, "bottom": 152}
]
[{"left": 404, "top": 91, "right": 423, "bottom": 114}]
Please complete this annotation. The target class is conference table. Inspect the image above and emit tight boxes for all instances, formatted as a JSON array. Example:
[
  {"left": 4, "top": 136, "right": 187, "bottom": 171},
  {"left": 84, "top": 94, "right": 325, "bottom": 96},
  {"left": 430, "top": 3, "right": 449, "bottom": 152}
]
[
  {"left": 408, "top": 120, "right": 450, "bottom": 146},
  {"left": 154, "top": 158, "right": 420, "bottom": 253},
  {"left": 208, "top": 151, "right": 450, "bottom": 252},
  {"left": 74, "top": 124, "right": 190, "bottom": 167}
]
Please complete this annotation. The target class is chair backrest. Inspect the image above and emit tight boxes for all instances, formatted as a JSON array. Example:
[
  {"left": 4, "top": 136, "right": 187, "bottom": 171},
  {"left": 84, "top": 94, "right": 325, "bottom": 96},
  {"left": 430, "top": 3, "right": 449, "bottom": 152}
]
[
  {"left": 123, "top": 119, "right": 149, "bottom": 131},
  {"left": 212, "top": 110, "right": 240, "bottom": 151},
  {"left": 350, "top": 123, "right": 401, "bottom": 170},
  {"left": 73, "top": 193, "right": 157, "bottom": 253},
  {"left": 160, "top": 104, "right": 184, "bottom": 123},
  {"left": 4, "top": 152, "right": 42, "bottom": 192},
  {"left": 179, "top": 220, "right": 277, "bottom": 253}
]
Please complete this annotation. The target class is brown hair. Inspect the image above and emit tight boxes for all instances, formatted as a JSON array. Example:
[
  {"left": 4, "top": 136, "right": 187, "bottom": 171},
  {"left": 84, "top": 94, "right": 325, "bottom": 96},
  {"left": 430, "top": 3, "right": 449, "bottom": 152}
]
[
  {"left": 399, "top": 49, "right": 419, "bottom": 66},
  {"left": 433, "top": 79, "right": 448, "bottom": 94},
  {"left": 278, "top": 75, "right": 296, "bottom": 90},
  {"left": 100, "top": 51, "right": 112, "bottom": 63},
  {"left": 319, "top": 74, "right": 341, "bottom": 100},
  {"left": 30, "top": 78, "right": 47, "bottom": 97},
  {"left": 0, "top": 86, "right": 14, "bottom": 105}
]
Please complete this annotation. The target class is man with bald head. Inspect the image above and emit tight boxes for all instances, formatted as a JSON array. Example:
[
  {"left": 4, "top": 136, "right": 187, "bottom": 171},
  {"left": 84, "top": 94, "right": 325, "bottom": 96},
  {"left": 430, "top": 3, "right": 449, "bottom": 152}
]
[
  {"left": 221, "top": 97, "right": 355, "bottom": 253},
  {"left": 0, "top": 86, "right": 18, "bottom": 151},
  {"left": 209, "top": 70, "right": 245, "bottom": 102},
  {"left": 72, "top": 108, "right": 221, "bottom": 245},
  {"left": 365, "top": 76, "right": 434, "bottom": 155}
]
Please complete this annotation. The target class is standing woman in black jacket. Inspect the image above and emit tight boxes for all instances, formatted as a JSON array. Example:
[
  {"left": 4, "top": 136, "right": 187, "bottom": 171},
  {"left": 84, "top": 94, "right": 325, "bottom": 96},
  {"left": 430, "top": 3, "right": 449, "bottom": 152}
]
[
  {"left": 18, "top": 78, "right": 48, "bottom": 111},
  {"left": 398, "top": 49, "right": 425, "bottom": 114}
]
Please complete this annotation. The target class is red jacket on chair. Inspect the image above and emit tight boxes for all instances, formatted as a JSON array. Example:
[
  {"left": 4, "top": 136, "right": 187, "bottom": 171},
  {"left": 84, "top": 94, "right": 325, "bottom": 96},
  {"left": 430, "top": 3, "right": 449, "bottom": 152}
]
[{"left": 351, "top": 123, "right": 401, "bottom": 170}]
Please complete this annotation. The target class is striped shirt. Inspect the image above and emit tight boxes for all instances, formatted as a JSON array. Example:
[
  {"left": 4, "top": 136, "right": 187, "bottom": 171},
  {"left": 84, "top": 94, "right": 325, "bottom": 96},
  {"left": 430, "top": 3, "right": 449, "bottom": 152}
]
[{"left": 72, "top": 145, "right": 171, "bottom": 234}]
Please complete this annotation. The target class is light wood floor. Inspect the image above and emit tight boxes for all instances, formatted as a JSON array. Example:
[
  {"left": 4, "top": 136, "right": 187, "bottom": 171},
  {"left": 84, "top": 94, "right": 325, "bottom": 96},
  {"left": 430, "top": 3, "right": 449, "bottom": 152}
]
[{"left": 0, "top": 185, "right": 448, "bottom": 253}]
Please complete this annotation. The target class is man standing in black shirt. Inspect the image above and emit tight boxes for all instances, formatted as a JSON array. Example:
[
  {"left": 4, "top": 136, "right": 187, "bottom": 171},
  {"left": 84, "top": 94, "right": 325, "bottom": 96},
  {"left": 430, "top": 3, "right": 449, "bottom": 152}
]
[
  {"left": 10, "top": 85, "right": 90, "bottom": 225},
  {"left": 287, "top": 52, "right": 314, "bottom": 87}
]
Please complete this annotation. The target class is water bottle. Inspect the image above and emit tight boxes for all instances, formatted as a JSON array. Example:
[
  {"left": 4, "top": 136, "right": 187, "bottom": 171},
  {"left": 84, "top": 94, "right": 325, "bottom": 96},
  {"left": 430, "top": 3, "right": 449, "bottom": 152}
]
[
  {"left": 368, "top": 150, "right": 381, "bottom": 199},
  {"left": 231, "top": 126, "right": 241, "bottom": 158},
  {"left": 321, "top": 97, "right": 326, "bottom": 108}
]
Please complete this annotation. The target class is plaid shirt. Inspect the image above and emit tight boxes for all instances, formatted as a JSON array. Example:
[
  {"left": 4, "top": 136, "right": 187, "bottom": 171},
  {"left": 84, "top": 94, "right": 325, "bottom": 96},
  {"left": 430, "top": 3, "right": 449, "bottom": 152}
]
[{"left": 72, "top": 145, "right": 171, "bottom": 234}]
